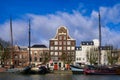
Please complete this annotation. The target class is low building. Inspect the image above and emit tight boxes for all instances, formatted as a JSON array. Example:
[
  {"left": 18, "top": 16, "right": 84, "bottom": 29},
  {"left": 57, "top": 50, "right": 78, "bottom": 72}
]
[
  {"left": 30, "top": 44, "right": 49, "bottom": 67},
  {"left": 2, "top": 45, "right": 29, "bottom": 68},
  {"left": 14, "top": 45, "right": 29, "bottom": 68}
]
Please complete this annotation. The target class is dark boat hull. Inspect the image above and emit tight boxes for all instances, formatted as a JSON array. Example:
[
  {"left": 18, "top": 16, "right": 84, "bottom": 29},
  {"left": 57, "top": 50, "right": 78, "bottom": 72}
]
[
  {"left": 21, "top": 66, "right": 50, "bottom": 74},
  {"left": 84, "top": 65, "right": 120, "bottom": 75},
  {"left": 84, "top": 71, "right": 117, "bottom": 75}
]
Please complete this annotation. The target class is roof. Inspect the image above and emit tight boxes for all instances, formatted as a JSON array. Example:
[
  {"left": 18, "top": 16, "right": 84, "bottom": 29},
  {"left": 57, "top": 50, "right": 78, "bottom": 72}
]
[
  {"left": 81, "top": 41, "right": 94, "bottom": 45},
  {"left": 75, "top": 46, "right": 82, "bottom": 50},
  {"left": 31, "top": 44, "right": 47, "bottom": 48},
  {"left": 100, "top": 46, "right": 113, "bottom": 50}
]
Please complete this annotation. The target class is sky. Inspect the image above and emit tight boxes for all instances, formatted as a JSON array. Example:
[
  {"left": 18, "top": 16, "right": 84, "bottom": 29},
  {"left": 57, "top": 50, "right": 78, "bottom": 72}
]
[{"left": 0, "top": 0, "right": 120, "bottom": 48}]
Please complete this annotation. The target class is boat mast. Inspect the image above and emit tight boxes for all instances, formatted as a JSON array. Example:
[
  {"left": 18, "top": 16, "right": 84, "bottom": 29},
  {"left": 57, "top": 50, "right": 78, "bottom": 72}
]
[
  {"left": 98, "top": 11, "right": 101, "bottom": 65},
  {"left": 28, "top": 19, "right": 31, "bottom": 66},
  {"left": 10, "top": 17, "right": 14, "bottom": 66}
]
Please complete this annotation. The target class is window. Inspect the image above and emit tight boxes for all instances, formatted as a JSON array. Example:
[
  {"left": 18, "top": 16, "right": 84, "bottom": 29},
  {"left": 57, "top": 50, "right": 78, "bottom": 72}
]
[
  {"left": 63, "top": 46, "right": 66, "bottom": 50},
  {"left": 23, "top": 55, "right": 25, "bottom": 58},
  {"left": 63, "top": 36, "right": 66, "bottom": 40},
  {"left": 39, "top": 58, "right": 42, "bottom": 62},
  {"left": 50, "top": 52, "right": 54, "bottom": 55},
  {"left": 67, "top": 41, "right": 71, "bottom": 45},
  {"left": 67, "top": 47, "right": 70, "bottom": 50},
  {"left": 71, "top": 47, "right": 75, "bottom": 50},
  {"left": 63, "top": 41, "right": 66, "bottom": 45},
  {"left": 59, "top": 52, "right": 62, "bottom": 55},
  {"left": 39, "top": 52, "right": 42, "bottom": 55},
  {"left": 76, "top": 58, "right": 78, "bottom": 61},
  {"left": 15, "top": 55, "right": 18, "bottom": 59},
  {"left": 54, "top": 41, "right": 58, "bottom": 45},
  {"left": 83, "top": 58, "right": 84, "bottom": 60},
  {"left": 50, "top": 46, "right": 54, "bottom": 50},
  {"left": 34, "top": 57, "right": 37, "bottom": 61},
  {"left": 19, "top": 62, "right": 22, "bottom": 66},
  {"left": 19, "top": 55, "right": 22, "bottom": 59},
  {"left": 34, "top": 53, "right": 37, "bottom": 55},
  {"left": 54, "top": 57, "right": 58, "bottom": 60},
  {"left": 79, "top": 58, "right": 81, "bottom": 61},
  {"left": 59, "top": 41, "right": 62, "bottom": 45},
  {"left": 31, "top": 51, "right": 32, "bottom": 54},
  {"left": 34, "top": 51, "right": 37, "bottom": 55},
  {"left": 59, "top": 47, "right": 62, "bottom": 50},
  {"left": 72, "top": 42, "right": 75, "bottom": 45},
  {"left": 55, "top": 47, "right": 58, "bottom": 50},
  {"left": 55, "top": 52, "right": 58, "bottom": 55},
  {"left": 59, "top": 36, "right": 62, "bottom": 40}
]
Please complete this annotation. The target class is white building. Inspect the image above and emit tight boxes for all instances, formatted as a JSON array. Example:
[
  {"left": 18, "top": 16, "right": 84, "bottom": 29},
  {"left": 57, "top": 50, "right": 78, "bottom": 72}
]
[
  {"left": 75, "top": 39, "right": 102, "bottom": 65},
  {"left": 75, "top": 39, "right": 117, "bottom": 65}
]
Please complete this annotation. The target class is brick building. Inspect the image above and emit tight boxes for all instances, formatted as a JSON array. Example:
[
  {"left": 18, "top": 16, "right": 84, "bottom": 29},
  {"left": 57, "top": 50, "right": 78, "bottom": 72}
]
[
  {"left": 30, "top": 44, "right": 49, "bottom": 67},
  {"left": 49, "top": 26, "right": 76, "bottom": 70}
]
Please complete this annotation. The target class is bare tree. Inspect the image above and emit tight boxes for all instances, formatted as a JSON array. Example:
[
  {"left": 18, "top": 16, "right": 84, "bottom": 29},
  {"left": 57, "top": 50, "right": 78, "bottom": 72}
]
[
  {"left": 61, "top": 52, "right": 74, "bottom": 64},
  {"left": 0, "top": 39, "right": 11, "bottom": 67},
  {"left": 86, "top": 47, "right": 98, "bottom": 65},
  {"left": 106, "top": 46, "right": 119, "bottom": 65},
  {"left": 41, "top": 51, "right": 51, "bottom": 65}
]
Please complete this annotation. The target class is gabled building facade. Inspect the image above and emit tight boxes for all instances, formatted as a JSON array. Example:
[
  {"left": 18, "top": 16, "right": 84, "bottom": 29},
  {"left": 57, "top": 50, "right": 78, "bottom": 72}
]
[{"left": 49, "top": 26, "right": 76, "bottom": 70}]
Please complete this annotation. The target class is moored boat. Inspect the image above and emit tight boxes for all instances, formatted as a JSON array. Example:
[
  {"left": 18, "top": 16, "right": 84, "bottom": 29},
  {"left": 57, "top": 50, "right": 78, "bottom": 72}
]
[
  {"left": 70, "top": 65, "right": 84, "bottom": 74},
  {"left": 21, "top": 66, "right": 50, "bottom": 74},
  {"left": 84, "top": 65, "right": 120, "bottom": 75}
]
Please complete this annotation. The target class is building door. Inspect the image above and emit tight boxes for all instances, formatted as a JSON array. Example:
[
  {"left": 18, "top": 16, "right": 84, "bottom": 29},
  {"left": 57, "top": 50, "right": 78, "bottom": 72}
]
[
  {"left": 54, "top": 63, "right": 58, "bottom": 70},
  {"left": 59, "top": 63, "right": 61, "bottom": 70}
]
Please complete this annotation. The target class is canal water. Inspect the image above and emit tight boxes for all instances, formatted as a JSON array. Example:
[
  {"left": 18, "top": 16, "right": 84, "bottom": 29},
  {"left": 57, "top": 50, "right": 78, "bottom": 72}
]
[{"left": 0, "top": 73, "right": 120, "bottom": 80}]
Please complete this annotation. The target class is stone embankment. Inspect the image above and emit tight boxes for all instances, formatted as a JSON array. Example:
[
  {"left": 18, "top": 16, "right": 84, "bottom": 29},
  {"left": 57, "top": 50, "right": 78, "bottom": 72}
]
[
  {"left": 0, "top": 68, "right": 6, "bottom": 72},
  {"left": 52, "top": 70, "right": 72, "bottom": 74}
]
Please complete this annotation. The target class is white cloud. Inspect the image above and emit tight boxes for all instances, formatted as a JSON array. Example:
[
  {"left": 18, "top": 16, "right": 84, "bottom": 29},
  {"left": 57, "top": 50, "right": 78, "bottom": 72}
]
[
  {"left": 100, "top": 4, "right": 120, "bottom": 24},
  {"left": 0, "top": 3, "right": 120, "bottom": 48}
]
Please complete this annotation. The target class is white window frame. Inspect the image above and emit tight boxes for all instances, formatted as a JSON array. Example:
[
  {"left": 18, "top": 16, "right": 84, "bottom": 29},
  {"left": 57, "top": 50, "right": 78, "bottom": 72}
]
[
  {"left": 67, "top": 47, "right": 70, "bottom": 50},
  {"left": 59, "top": 47, "right": 62, "bottom": 50},
  {"left": 54, "top": 41, "right": 58, "bottom": 45},
  {"left": 55, "top": 52, "right": 58, "bottom": 55},
  {"left": 71, "top": 46, "right": 75, "bottom": 50},
  {"left": 55, "top": 47, "right": 58, "bottom": 50}
]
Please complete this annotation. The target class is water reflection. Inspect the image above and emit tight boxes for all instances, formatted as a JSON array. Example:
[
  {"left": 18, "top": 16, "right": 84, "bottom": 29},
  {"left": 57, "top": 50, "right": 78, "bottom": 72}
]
[{"left": 0, "top": 73, "right": 120, "bottom": 80}]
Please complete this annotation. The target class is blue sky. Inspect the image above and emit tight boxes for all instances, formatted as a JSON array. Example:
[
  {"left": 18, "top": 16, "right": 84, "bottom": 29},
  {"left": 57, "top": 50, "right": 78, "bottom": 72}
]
[{"left": 0, "top": 0, "right": 120, "bottom": 47}]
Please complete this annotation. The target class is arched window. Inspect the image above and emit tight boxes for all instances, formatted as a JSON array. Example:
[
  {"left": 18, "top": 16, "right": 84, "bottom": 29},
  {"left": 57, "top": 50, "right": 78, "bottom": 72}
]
[
  {"left": 39, "top": 58, "right": 42, "bottom": 62},
  {"left": 34, "top": 57, "right": 37, "bottom": 61}
]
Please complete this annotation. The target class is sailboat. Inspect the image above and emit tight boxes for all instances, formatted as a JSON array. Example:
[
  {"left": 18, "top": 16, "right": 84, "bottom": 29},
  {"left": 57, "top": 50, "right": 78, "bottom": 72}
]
[
  {"left": 84, "top": 11, "right": 120, "bottom": 75},
  {"left": 21, "top": 20, "right": 50, "bottom": 74}
]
